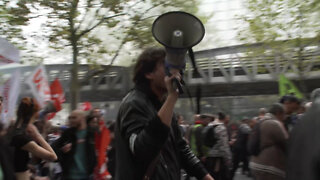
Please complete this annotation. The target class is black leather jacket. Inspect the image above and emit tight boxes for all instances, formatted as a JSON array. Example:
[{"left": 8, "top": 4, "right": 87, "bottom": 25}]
[
  {"left": 115, "top": 84, "right": 208, "bottom": 180},
  {"left": 52, "top": 127, "right": 96, "bottom": 179}
]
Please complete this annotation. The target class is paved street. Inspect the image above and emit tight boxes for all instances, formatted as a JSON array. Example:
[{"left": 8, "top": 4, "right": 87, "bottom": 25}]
[
  {"left": 234, "top": 170, "right": 253, "bottom": 180},
  {"left": 185, "top": 169, "right": 253, "bottom": 180}
]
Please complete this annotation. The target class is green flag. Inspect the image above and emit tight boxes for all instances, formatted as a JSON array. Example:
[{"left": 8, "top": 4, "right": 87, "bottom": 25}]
[{"left": 278, "top": 74, "right": 304, "bottom": 98}]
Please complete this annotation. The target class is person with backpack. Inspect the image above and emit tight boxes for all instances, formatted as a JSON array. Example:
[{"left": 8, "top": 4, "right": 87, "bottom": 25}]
[
  {"left": 249, "top": 103, "right": 288, "bottom": 180},
  {"left": 190, "top": 114, "right": 214, "bottom": 162},
  {"left": 204, "top": 112, "right": 232, "bottom": 180}
]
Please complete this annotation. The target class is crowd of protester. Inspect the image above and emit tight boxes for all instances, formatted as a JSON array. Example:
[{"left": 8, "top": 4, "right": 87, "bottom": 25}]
[
  {"left": 0, "top": 96, "right": 116, "bottom": 180},
  {"left": 0, "top": 89, "right": 319, "bottom": 180},
  {"left": 0, "top": 47, "right": 320, "bottom": 180},
  {"left": 176, "top": 88, "right": 320, "bottom": 180}
]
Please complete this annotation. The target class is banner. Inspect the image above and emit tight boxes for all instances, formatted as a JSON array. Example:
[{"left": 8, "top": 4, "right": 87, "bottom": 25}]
[
  {"left": 0, "top": 38, "right": 20, "bottom": 64},
  {"left": 278, "top": 74, "right": 304, "bottom": 98},
  {"left": 26, "top": 65, "right": 51, "bottom": 107},
  {"left": 47, "top": 78, "right": 65, "bottom": 120},
  {"left": 0, "top": 70, "right": 21, "bottom": 128}
]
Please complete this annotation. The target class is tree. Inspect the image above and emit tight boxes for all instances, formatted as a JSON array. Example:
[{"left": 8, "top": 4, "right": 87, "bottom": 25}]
[
  {"left": 238, "top": 0, "right": 320, "bottom": 96},
  {"left": 1, "top": 0, "right": 206, "bottom": 110}
]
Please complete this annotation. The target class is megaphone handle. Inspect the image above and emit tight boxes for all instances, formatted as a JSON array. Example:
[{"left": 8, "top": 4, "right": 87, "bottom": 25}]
[
  {"left": 173, "top": 78, "right": 184, "bottom": 94},
  {"left": 165, "top": 66, "right": 184, "bottom": 94}
]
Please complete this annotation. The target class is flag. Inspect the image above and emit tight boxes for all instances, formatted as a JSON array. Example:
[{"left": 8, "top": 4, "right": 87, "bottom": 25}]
[
  {"left": 80, "top": 102, "right": 92, "bottom": 111},
  {"left": 26, "top": 65, "right": 51, "bottom": 108},
  {"left": 0, "top": 70, "right": 21, "bottom": 128},
  {"left": 94, "top": 123, "right": 111, "bottom": 179},
  {"left": 278, "top": 74, "right": 304, "bottom": 98},
  {"left": 0, "top": 38, "right": 20, "bottom": 64},
  {"left": 47, "top": 78, "right": 65, "bottom": 120},
  {"left": 50, "top": 78, "right": 65, "bottom": 110}
]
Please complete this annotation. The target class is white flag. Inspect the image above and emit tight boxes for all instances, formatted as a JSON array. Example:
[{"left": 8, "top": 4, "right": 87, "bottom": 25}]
[
  {"left": 26, "top": 65, "right": 51, "bottom": 108},
  {"left": 0, "top": 37, "right": 20, "bottom": 64},
  {"left": 0, "top": 70, "right": 21, "bottom": 128}
]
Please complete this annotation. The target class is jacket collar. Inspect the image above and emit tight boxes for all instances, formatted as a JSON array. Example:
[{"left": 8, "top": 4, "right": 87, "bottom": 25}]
[{"left": 135, "top": 83, "right": 162, "bottom": 110}]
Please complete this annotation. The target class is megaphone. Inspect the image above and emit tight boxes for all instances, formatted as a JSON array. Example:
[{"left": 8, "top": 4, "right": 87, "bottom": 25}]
[
  {"left": 152, "top": 11, "right": 205, "bottom": 93},
  {"left": 39, "top": 100, "right": 57, "bottom": 121}
]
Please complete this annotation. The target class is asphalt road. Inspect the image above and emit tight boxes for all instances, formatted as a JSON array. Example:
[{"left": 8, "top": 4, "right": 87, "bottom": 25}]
[
  {"left": 185, "top": 169, "right": 253, "bottom": 180},
  {"left": 233, "top": 171, "right": 253, "bottom": 180}
]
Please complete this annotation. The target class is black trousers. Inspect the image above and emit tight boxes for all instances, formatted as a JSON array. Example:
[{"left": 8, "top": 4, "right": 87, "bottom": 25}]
[
  {"left": 205, "top": 157, "right": 230, "bottom": 180},
  {"left": 231, "top": 149, "right": 249, "bottom": 179}
]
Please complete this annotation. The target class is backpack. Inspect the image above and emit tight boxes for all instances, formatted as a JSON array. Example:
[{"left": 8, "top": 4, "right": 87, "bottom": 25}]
[
  {"left": 202, "top": 124, "right": 218, "bottom": 148},
  {"left": 247, "top": 120, "right": 265, "bottom": 156}
]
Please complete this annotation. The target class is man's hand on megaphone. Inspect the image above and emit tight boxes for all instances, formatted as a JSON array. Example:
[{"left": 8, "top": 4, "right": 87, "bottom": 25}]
[{"left": 165, "top": 69, "right": 181, "bottom": 96}]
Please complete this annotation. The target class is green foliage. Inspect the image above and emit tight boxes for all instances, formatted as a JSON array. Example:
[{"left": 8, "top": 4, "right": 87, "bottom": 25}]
[
  {"left": 1, "top": 0, "right": 206, "bottom": 109},
  {"left": 238, "top": 0, "right": 320, "bottom": 95},
  {"left": 239, "top": 0, "right": 320, "bottom": 44},
  {"left": 0, "top": 0, "right": 203, "bottom": 65}
]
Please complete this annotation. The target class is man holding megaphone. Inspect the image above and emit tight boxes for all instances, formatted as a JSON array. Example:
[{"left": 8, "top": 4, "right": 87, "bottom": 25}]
[{"left": 114, "top": 12, "right": 213, "bottom": 180}]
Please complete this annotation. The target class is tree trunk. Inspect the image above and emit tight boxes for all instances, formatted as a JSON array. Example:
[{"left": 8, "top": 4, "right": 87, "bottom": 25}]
[
  {"left": 70, "top": 38, "right": 79, "bottom": 110},
  {"left": 296, "top": 39, "right": 308, "bottom": 98},
  {"left": 69, "top": 0, "right": 80, "bottom": 111}
]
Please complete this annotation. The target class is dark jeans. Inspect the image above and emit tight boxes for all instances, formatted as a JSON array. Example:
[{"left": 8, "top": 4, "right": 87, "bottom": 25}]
[{"left": 231, "top": 149, "right": 249, "bottom": 179}]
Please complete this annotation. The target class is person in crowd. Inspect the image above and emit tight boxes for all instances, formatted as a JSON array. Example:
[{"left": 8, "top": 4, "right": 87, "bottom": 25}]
[
  {"left": 222, "top": 114, "right": 230, "bottom": 127},
  {"left": 32, "top": 120, "right": 54, "bottom": 178},
  {"left": 231, "top": 118, "right": 251, "bottom": 179},
  {"left": 107, "top": 121, "right": 116, "bottom": 179},
  {"left": 52, "top": 110, "right": 96, "bottom": 180},
  {"left": 286, "top": 88, "right": 320, "bottom": 180},
  {"left": 205, "top": 112, "right": 232, "bottom": 180},
  {"left": 114, "top": 47, "right": 213, "bottom": 180},
  {"left": 227, "top": 123, "right": 238, "bottom": 149},
  {"left": 258, "top": 108, "right": 267, "bottom": 121},
  {"left": 185, "top": 114, "right": 201, "bottom": 144},
  {"left": 279, "top": 95, "right": 301, "bottom": 132},
  {"left": 47, "top": 126, "right": 62, "bottom": 145},
  {"left": 177, "top": 114, "right": 188, "bottom": 138},
  {"left": 88, "top": 108, "right": 112, "bottom": 180},
  {"left": 10, "top": 97, "right": 57, "bottom": 180},
  {"left": 47, "top": 126, "right": 63, "bottom": 180},
  {"left": 249, "top": 117, "right": 258, "bottom": 129},
  {"left": 190, "top": 114, "right": 214, "bottom": 162},
  {"left": 87, "top": 114, "right": 99, "bottom": 130},
  {"left": 0, "top": 96, "right": 16, "bottom": 180},
  {"left": 250, "top": 103, "right": 288, "bottom": 180}
]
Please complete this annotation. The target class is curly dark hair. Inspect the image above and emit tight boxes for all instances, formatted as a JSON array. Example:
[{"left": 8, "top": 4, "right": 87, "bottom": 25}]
[{"left": 133, "top": 47, "right": 165, "bottom": 85}]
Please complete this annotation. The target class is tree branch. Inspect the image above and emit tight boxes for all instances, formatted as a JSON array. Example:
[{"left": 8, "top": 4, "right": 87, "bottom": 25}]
[
  {"left": 74, "top": 1, "right": 92, "bottom": 32},
  {"left": 80, "top": 1, "right": 173, "bottom": 83},
  {"left": 78, "top": 13, "right": 125, "bottom": 38},
  {"left": 80, "top": 36, "right": 127, "bottom": 84},
  {"left": 68, "top": 0, "right": 79, "bottom": 36}
]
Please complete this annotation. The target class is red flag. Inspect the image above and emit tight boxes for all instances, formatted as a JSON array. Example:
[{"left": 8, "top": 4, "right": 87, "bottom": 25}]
[
  {"left": 94, "top": 122, "right": 111, "bottom": 179},
  {"left": 80, "top": 102, "right": 92, "bottom": 111},
  {"left": 47, "top": 78, "right": 65, "bottom": 120}
]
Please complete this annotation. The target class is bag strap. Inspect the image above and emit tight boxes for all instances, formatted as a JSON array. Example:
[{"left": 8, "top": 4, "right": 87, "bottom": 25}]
[{"left": 143, "top": 153, "right": 161, "bottom": 180}]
